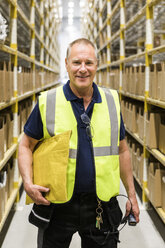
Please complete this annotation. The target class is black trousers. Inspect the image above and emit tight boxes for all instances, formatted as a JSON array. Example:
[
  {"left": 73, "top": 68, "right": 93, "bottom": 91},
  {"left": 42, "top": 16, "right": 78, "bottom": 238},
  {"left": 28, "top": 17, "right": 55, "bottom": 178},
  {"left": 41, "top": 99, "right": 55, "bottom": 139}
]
[{"left": 37, "top": 193, "right": 122, "bottom": 248}]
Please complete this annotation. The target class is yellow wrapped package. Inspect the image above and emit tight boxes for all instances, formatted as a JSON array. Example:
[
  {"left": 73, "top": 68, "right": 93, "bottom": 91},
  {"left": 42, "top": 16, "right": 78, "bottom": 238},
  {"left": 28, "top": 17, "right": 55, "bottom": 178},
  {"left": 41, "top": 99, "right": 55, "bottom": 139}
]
[{"left": 26, "top": 130, "right": 71, "bottom": 204}]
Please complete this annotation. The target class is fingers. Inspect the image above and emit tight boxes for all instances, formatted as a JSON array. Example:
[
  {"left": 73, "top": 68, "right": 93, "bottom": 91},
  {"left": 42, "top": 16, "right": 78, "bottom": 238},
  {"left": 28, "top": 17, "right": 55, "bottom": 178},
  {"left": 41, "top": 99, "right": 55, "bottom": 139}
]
[
  {"left": 125, "top": 198, "right": 140, "bottom": 223},
  {"left": 25, "top": 184, "right": 51, "bottom": 205},
  {"left": 128, "top": 197, "right": 140, "bottom": 223}
]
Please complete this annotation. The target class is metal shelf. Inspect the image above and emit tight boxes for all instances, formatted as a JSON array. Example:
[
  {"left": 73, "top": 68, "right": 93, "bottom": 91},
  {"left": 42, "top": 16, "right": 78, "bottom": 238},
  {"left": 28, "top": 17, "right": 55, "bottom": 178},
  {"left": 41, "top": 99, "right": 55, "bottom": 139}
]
[
  {"left": 0, "top": 144, "right": 17, "bottom": 171},
  {"left": 82, "top": 0, "right": 165, "bottom": 226},
  {"left": 125, "top": 128, "right": 144, "bottom": 147},
  {"left": 0, "top": 177, "right": 22, "bottom": 232},
  {"left": 145, "top": 188, "right": 165, "bottom": 224},
  {"left": 120, "top": 91, "right": 145, "bottom": 102},
  {"left": 147, "top": 98, "right": 165, "bottom": 109},
  {"left": 146, "top": 147, "right": 165, "bottom": 167}
]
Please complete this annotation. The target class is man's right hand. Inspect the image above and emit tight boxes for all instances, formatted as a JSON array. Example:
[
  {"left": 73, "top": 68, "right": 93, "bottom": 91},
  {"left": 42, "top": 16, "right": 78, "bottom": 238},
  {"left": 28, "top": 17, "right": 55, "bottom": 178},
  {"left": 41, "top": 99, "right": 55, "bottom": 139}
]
[{"left": 25, "top": 183, "right": 50, "bottom": 205}]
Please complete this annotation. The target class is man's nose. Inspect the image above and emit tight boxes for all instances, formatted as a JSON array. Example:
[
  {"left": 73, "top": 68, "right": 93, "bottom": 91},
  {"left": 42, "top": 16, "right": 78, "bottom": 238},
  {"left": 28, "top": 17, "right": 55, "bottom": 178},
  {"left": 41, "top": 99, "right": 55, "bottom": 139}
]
[{"left": 79, "top": 62, "right": 87, "bottom": 72}]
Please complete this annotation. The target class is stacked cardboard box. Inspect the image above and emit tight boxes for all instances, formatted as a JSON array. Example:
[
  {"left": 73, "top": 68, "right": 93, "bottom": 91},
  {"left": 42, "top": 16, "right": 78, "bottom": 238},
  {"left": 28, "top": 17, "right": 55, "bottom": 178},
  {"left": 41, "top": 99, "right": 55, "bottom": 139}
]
[
  {"left": 0, "top": 112, "right": 13, "bottom": 160},
  {"left": 0, "top": 161, "right": 15, "bottom": 222},
  {"left": 0, "top": 170, "right": 6, "bottom": 222},
  {"left": 101, "top": 70, "right": 107, "bottom": 87},
  {"left": 0, "top": 118, "right": 4, "bottom": 160},
  {"left": 126, "top": 137, "right": 144, "bottom": 185},
  {"left": 121, "top": 100, "right": 142, "bottom": 136},
  {"left": 0, "top": 63, "right": 13, "bottom": 103},
  {"left": 146, "top": 112, "right": 160, "bottom": 149},
  {"left": 17, "top": 68, "right": 33, "bottom": 95},
  {"left": 148, "top": 162, "right": 165, "bottom": 207},
  {"left": 109, "top": 69, "right": 119, "bottom": 90},
  {"left": 18, "top": 99, "right": 33, "bottom": 135},
  {"left": 35, "top": 70, "right": 42, "bottom": 89},
  {"left": 149, "top": 63, "right": 165, "bottom": 101},
  {"left": 159, "top": 114, "right": 165, "bottom": 154},
  {"left": 122, "top": 65, "right": 145, "bottom": 96},
  {"left": 162, "top": 176, "right": 165, "bottom": 211}
]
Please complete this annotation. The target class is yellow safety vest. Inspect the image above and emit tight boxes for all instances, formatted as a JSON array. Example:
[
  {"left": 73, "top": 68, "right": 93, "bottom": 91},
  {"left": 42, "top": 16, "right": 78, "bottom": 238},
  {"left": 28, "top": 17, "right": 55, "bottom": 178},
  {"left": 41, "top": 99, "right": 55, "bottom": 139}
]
[{"left": 39, "top": 85, "right": 121, "bottom": 203}]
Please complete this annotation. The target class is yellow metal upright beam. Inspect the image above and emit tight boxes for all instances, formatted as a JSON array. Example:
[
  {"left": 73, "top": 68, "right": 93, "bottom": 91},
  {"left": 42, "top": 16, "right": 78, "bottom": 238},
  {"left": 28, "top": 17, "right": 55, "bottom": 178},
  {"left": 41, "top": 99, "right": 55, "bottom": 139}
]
[
  {"left": 30, "top": 0, "right": 36, "bottom": 106},
  {"left": 119, "top": 0, "right": 125, "bottom": 97},
  {"left": 10, "top": 0, "right": 19, "bottom": 201},
  {"left": 143, "top": 0, "right": 154, "bottom": 207},
  {"left": 107, "top": 0, "right": 112, "bottom": 88}
]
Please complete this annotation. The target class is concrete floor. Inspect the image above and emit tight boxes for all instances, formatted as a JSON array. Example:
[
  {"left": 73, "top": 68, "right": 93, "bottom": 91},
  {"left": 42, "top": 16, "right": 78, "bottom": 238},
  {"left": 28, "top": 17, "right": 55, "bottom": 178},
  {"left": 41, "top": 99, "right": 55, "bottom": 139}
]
[{"left": 0, "top": 182, "right": 165, "bottom": 248}]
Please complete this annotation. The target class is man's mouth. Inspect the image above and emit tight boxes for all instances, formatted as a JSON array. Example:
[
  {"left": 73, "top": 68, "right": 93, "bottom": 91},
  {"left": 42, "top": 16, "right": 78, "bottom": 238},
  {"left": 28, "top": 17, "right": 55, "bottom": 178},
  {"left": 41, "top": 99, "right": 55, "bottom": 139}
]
[{"left": 76, "top": 75, "right": 89, "bottom": 78}]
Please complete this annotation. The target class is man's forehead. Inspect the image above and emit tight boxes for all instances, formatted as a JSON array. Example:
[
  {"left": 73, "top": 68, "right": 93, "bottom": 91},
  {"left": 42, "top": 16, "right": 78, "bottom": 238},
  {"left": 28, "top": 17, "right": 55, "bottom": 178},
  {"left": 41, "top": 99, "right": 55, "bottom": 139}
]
[{"left": 71, "top": 57, "right": 96, "bottom": 61}]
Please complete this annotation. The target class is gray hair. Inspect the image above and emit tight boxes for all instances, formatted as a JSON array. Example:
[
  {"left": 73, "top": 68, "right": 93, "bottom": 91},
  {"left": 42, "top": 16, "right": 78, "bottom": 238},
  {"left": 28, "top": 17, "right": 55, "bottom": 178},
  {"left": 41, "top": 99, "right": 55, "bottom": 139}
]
[{"left": 66, "top": 38, "right": 98, "bottom": 60}]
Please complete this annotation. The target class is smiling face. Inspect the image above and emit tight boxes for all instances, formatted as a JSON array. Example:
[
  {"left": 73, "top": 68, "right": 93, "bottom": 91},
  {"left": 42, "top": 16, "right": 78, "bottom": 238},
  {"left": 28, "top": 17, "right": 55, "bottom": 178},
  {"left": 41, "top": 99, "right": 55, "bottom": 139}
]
[{"left": 65, "top": 42, "right": 97, "bottom": 93}]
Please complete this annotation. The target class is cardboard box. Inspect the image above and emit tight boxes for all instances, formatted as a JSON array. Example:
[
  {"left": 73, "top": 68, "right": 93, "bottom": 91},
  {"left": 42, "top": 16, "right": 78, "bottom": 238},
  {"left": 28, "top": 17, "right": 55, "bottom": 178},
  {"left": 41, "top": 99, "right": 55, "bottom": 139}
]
[
  {"left": 159, "top": 116, "right": 165, "bottom": 154},
  {"left": 137, "top": 107, "right": 144, "bottom": 140},
  {"left": 136, "top": 148, "right": 143, "bottom": 185},
  {"left": 146, "top": 112, "right": 160, "bottom": 149},
  {"left": 0, "top": 117, "right": 4, "bottom": 160},
  {"left": 7, "top": 162, "right": 14, "bottom": 198},
  {"left": 137, "top": 66, "right": 145, "bottom": 96},
  {"left": 162, "top": 176, "right": 165, "bottom": 212},
  {"left": 148, "top": 163, "right": 165, "bottom": 207},
  {"left": 6, "top": 113, "right": 13, "bottom": 149},
  {"left": 17, "top": 71, "right": 23, "bottom": 96},
  {"left": 0, "top": 68, "right": 4, "bottom": 102},
  {"left": 0, "top": 171, "right": 7, "bottom": 222},
  {"left": 130, "top": 104, "right": 138, "bottom": 133},
  {"left": 157, "top": 63, "right": 165, "bottom": 101}
]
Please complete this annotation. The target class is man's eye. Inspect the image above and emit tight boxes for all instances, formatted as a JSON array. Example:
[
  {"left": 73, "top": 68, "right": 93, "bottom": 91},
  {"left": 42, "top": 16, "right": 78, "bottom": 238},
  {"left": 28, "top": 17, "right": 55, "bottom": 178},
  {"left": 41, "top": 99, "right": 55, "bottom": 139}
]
[
  {"left": 86, "top": 62, "right": 93, "bottom": 65},
  {"left": 73, "top": 61, "right": 80, "bottom": 64}
]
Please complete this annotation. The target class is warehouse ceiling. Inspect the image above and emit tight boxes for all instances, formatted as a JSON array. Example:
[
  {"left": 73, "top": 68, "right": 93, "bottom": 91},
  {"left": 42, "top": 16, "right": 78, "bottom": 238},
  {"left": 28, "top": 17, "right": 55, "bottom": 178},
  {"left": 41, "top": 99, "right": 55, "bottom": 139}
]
[{"left": 62, "top": 0, "right": 82, "bottom": 18}]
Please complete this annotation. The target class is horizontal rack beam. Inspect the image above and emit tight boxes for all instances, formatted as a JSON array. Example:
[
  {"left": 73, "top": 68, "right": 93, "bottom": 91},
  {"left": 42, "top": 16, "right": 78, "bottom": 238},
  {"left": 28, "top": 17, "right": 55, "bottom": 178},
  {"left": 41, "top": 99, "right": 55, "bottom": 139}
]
[
  {"left": 146, "top": 147, "right": 165, "bottom": 167},
  {"left": 144, "top": 188, "right": 165, "bottom": 224},
  {"left": 0, "top": 44, "right": 59, "bottom": 73},
  {"left": 147, "top": 98, "right": 165, "bottom": 109},
  {"left": 121, "top": 91, "right": 145, "bottom": 102},
  {"left": 125, "top": 127, "right": 144, "bottom": 147},
  {"left": 0, "top": 81, "right": 60, "bottom": 111},
  {"left": 0, "top": 177, "right": 22, "bottom": 232},
  {"left": 0, "top": 144, "right": 17, "bottom": 171}
]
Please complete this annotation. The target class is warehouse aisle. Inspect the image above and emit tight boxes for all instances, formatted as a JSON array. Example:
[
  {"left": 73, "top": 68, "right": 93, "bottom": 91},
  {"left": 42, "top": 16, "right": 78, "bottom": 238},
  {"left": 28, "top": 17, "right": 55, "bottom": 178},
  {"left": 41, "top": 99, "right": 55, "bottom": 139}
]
[{"left": 1, "top": 183, "right": 165, "bottom": 248}]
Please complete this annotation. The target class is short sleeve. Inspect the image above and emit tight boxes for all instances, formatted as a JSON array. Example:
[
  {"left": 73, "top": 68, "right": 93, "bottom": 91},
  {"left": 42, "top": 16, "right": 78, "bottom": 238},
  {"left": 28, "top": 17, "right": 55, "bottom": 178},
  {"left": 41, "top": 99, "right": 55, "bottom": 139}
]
[
  {"left": 120, "top": 112, "right": 125, "bottom": 141},
  {"left": 24, "top": 102, "right": 43, "bottom": 140}
]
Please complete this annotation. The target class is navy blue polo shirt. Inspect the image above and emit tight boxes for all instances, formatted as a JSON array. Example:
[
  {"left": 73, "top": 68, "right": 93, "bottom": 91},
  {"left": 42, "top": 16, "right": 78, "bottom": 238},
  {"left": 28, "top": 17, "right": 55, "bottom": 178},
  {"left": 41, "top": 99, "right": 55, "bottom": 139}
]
[{"left": 24, "top": 81, "right": 125, "bottom": 193}]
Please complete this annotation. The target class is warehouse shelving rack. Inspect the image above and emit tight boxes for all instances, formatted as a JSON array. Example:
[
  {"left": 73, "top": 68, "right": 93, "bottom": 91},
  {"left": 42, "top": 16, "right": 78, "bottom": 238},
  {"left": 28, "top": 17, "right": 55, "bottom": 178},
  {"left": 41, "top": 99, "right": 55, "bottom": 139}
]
[
  {"left": 0, "top": 0, "right": 61, "bottom": 232},
  {"left": 82, "top": 0, "right": 165, "bottom": 224}
]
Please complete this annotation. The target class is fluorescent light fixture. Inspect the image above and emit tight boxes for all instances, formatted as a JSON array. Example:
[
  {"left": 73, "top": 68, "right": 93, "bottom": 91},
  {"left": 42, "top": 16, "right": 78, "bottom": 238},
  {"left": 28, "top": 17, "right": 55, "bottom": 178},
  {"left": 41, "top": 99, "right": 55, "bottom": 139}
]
[
  {"left": 52, "top": 8, "right": 57, "bottom": 13},
  {"left": 55, "top": 14, "right": 59, "bottom": 19},
  {"left": 79, "top": 0, "right": 85, "bottom": 8},
  {"left": 59, "top": 7, "right": 63, "bottom": 18},
  {"left": 89, "top": 2, "right": 92, "bottom": 8},
  {"left": 68, "top": 18, "right": 73, "bottom": 25},
  {"left": 68, "top": 13, "right": 73, "bottom": 19},
  {"left": 68, "top": 1, "right": 74, "bottom": 8},
  {"left": 68, "top": 8, "right": 74, "bottom": 14}
]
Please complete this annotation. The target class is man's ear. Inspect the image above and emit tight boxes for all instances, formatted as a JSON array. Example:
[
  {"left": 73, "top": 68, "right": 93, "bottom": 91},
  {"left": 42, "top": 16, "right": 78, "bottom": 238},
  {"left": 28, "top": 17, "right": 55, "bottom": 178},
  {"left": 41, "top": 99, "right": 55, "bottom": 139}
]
[{"left": 65, "top": 58, "right": 68, "bottom": 71}]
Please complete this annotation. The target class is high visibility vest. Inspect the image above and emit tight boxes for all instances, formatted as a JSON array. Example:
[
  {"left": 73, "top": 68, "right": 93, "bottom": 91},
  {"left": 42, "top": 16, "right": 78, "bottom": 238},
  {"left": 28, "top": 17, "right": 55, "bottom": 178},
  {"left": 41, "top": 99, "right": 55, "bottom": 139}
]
[{"left": 39, "top": 85, "right": 121, "bottom": 203}]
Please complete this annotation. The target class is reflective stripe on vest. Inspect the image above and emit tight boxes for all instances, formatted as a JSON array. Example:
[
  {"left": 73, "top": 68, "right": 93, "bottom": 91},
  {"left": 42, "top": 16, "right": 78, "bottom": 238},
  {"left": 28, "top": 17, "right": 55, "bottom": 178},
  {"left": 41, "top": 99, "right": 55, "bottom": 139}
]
[{"left": 46, "top": 87, "right": 119, "bottom": 158}]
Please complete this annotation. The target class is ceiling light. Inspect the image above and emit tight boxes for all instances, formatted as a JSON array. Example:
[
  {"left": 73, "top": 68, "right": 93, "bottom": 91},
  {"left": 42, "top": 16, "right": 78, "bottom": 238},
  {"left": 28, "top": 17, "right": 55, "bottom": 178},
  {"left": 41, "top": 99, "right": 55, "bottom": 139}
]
[
  {"left": 68, "top": 8, "right": 74, "bottom": 14},
  {"left": 68, "top": 13, "right": 73, "bottom": 19},
  {"left": 68, "top": 1, "right": 74, "bottom": 8},
  {"left": 79, "top": 0, "right": 85, "bottom": 8},
  {"left": 55, "top": 14, "right": 59, "bottom": 19},
  {"left": 68, "top": 18, "right": 73, "bottom": 25}
]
